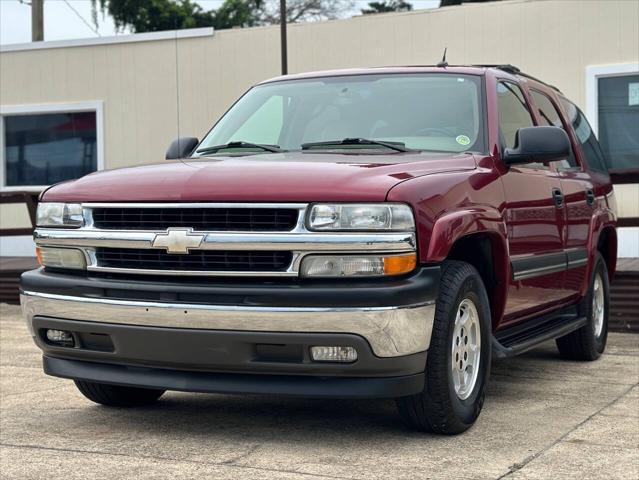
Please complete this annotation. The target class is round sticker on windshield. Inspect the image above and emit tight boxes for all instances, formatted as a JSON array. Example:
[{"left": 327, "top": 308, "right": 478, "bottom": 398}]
[{"left": 456, "top": 135, "right": 471, "bottom": 146}]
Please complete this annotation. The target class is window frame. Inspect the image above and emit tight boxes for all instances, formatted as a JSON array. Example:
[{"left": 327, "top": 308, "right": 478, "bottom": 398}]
[
  {"left": 528, "top": 88, "right": 582, "bottom": 172},
  {"left": 495, "top": 79, "right": 550, "bottom": 171},
  {"left": 0, "top": 101, "right": 104, "bottom": 192}
]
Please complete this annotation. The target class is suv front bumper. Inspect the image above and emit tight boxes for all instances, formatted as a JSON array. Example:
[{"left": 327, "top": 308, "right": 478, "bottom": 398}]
[{"left": 20, "top": 266, "right": 439, "bottom": 398}]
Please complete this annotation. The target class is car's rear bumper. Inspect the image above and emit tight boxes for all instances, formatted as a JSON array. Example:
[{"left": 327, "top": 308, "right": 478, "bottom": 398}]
[{"left": 21, "top": 266, "right": 438, "bottom": 398}]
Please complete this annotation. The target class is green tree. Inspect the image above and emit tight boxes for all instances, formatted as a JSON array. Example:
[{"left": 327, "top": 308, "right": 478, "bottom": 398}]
[
  {"left": 92, "top": 0, "right": 352, "bottom": 33},
  {"left": 362, "top": 0, "right": 412, "bottom": 14},
  {"left": 440, "top": 0, "right": 502, "bottom": 6},
  {"left": 91, "top": 0, "right": 265, "bottom": 32}
]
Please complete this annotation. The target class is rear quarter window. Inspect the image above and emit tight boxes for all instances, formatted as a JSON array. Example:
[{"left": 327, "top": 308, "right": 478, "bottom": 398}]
[{"left": 559, "top": 97, "right": 608, "bottom": 173}]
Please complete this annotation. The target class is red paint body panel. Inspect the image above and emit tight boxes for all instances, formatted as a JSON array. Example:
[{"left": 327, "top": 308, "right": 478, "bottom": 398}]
[
  {"left": 41, "top": 66, "right": 618, "bottom": 332},
  {"left": 42, "top": 153, "right": 476, "bottom": 203}
]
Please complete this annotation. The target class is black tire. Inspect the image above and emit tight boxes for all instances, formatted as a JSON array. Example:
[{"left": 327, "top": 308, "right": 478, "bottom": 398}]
[
  {"left": 556, "top": 252, "right": 609, "bottom": 361},
  {"left": 396, "top": 261, "right": 492, "bottom": 434},
  {"left": 74, "top": 380, "right": 165, "bottom": 407}
]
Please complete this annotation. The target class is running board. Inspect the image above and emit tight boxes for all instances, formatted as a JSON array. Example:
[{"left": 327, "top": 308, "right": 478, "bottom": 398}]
[{"left": 492, "top": 309, "right": 587, "bottom": 358}]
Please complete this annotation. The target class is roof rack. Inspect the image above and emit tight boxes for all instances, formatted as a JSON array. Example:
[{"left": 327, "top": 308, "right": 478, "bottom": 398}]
[{"left": 471, "top": 64, "right": 562, "bottom": 93}]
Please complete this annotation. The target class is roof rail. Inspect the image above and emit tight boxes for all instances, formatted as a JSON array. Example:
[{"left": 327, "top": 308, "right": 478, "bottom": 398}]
[{"left": 472, "top": 64, "right": 562, "bottom": 93}]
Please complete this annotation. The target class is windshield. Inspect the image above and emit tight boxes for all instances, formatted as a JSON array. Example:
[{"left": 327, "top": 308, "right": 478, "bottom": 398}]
[{"left": 194, "top": 73, "right": 485, "bottom": 156}]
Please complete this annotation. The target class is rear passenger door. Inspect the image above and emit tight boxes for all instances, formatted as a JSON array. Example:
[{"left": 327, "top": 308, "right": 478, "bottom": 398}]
[
  {"left": 496, "top": 81, "right": 571, "bottom": 324},
  {"left": 529, "top": 91, "right": 591, "bottom": 299}
]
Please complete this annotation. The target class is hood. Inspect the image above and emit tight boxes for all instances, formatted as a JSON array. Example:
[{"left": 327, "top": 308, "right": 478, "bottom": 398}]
[{"left": 42, "top": 152, "right": 477, "bottom": 202}]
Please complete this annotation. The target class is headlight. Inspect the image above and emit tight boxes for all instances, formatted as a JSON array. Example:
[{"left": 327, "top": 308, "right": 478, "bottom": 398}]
[
  {"left": 36, "top": 247, "right": 86, "bottom": 270},
  {"left": 300, "top": 253, "right": 416, "bottom": 277},
  {"left": 307, "top": 203, "right": 414, "bottom": 231},
  {"left": 36, "top": 203, "right": 84, "bottom": 228}
]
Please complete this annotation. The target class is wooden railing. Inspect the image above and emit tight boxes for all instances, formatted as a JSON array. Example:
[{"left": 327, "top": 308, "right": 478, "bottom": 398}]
[{"left": 0, "top": 191, "right": 40, "bottom": 236}]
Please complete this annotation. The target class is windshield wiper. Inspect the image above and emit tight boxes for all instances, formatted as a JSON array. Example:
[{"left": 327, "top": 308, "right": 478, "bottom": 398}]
[
  {"left": 196, "top": 141, "right": 283, "bottom": 155},
  {"left": 301, "top": 138, "right": 412, "bottom": 153}
]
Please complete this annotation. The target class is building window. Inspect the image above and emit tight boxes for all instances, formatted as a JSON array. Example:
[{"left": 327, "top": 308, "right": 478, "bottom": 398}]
[
  {"left": 586, "top": 63, "right": 639, "bottom": 176},
  {"left": 598, "top": 75, "right": 639, "bottom": 170},
  {"left": 0, "top": 102, "right": 103, "bottom": 190}
]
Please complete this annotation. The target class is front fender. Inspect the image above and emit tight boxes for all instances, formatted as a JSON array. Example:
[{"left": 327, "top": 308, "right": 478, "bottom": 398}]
[
  {"left": 425, "top": 206, "right": 508, "bottom": 262},
  {"left": 421, "top": 206, "right": 509, "bottom": 329}
]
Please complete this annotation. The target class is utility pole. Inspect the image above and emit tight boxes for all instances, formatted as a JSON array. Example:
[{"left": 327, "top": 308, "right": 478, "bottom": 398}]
[
  {"left": 31, "top": 0, "right": 44, "bottom": 42},
  {"left": 280, "top": 0, "right": 287, "bottom": 75}
]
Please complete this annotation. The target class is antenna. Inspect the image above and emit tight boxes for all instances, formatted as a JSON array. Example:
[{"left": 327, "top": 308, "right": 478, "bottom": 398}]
[
  {"left": 174, "top": 19, "right": 182, "bottom": 157},
  {"left": 437, "top": 47, "right": 448, "bottom": 68}
]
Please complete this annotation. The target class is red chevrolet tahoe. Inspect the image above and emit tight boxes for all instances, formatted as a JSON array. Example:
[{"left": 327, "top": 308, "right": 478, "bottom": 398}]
[{"left": 21, "top": 65, "right": 617, "bottom": 434}]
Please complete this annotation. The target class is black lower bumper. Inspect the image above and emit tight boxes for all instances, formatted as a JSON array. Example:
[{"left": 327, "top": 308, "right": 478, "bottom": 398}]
[
  {"left": 32, "top": 317, "right": 426, "bottom": 377},
  {"left": 34, "top": 317, "right": 427, "bottom": 398},
  {"left": 44, "top": 356, "right": 424, "bottom": 398}
]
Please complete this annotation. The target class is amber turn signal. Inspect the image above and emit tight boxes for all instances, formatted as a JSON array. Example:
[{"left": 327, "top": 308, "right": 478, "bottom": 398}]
[
  {"left": 383, "top": 253, "right": 417, "bottom": 276},
  {"left": 35, "top": 247, "right": 44, "bottom": 266}
]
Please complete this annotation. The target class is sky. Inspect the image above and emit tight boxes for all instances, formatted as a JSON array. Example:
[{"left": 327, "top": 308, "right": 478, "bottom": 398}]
[{"left": 0, "top": 0, "right": 440, "bottom": 46}]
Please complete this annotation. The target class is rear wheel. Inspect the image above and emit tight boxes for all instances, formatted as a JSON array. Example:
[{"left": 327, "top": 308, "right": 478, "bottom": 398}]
[
  {"left": 396, "top": 261, "right": 491, "bottom": 434},
  {"left": 74, "top": 380, "right": 165, "bottom": 407},
  {"left": 556, "top": 252, "right": 609, "bottom": 361}
]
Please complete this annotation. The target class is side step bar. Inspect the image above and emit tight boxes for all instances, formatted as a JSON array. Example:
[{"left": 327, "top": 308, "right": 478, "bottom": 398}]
[{"left": 492, "top": 309, "right": 587, "bottom": 358}]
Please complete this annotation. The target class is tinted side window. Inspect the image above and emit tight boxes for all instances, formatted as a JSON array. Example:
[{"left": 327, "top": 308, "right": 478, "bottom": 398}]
[
  {"left": 559, "top": 97, "right": 608, "bottom": 173},
  {"left": 497, "top": 82, "right": 535, "bottom": 149},
  {"left": 530, "top": 90, "right": 577, "bottom": 168}
]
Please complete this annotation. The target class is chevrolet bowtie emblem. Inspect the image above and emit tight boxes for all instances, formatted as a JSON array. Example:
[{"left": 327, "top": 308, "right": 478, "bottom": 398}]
[{"left": 152, "top": 229, "right": 204, "bottom": 254}]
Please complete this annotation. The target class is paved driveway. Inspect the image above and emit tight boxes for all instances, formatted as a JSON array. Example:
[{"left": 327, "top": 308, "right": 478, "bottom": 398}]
[{"left": 1, "top": 303, "right": 637, "bottom": 479}]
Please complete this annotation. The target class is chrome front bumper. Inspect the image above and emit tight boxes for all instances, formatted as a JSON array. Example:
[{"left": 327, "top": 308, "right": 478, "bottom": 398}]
[{"left": 21, "top": 291, "right": 435, "bottom": 358}]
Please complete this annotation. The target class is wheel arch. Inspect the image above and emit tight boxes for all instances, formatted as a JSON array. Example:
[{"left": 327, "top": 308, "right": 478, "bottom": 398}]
[
  {"left": 587, "top": 207, "right": 617, "bottom": 282},
  {"left": 595, "top": 225, "right": 617, "bottom": 280},
  {"left": 426, "top": 208, "right": 509, "bottom": 331}
]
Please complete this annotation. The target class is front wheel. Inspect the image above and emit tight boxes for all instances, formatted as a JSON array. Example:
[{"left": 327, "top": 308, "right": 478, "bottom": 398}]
[{"left": 396, "top": 261, "right": 492, "bottom": 434}]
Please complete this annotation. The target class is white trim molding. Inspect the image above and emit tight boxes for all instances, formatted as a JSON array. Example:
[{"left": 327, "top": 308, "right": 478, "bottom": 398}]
[
  {"left": 0, "top": 27, "right": 214, "bottom": 53},
  {"left": 585, "top": 63, "right": 639, "bottom": 136},
  {"left": 0, "top": 101, "right": 104, "bottom": 192}
]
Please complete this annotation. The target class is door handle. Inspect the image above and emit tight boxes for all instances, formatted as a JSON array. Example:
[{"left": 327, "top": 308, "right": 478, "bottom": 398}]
[
  {"left": 586, "top": 188, "right": 595, "bottom": 207},
  {"left": 552, "top": 188, "right": 564, "bottom": 208}
]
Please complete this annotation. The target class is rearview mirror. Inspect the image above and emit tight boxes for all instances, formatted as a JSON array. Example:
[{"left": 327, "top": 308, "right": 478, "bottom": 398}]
[
  {"left": 166, "top": 137, "right": 199, "bottom": 160},
  {"left": 503, "top": 126, "right": 570, "bottom": 166}
]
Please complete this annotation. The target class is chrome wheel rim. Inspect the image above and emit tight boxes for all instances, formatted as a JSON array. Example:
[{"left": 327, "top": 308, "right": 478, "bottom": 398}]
[
  {"left": 451, "top": 298, "right": 481, "bottom": 400},
  {"left": 592, "top": 273, "right": 605, "bottom": 338}
]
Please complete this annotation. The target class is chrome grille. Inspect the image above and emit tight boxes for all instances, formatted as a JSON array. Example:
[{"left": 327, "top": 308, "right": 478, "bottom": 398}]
[{"left": 91, "top": 207, "right": 299, "bottom": 231}]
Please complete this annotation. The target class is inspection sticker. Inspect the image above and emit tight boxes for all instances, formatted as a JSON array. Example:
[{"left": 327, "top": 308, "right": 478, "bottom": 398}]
[{"left": 456, "top": 135, "right": 471, "bottom": 146}]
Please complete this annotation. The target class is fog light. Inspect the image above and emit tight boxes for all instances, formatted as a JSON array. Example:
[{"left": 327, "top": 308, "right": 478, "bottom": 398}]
[
  {"left": 45, "top": 329, "right": 75, "bottom": 347},
  {"left": 310, "top": 346, "right": 357, "bottom": 363}
]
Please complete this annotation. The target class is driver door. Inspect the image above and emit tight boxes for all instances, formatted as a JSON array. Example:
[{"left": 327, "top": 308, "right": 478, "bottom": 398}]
[{"left": 496, "top": 81, "right": 571, "bottom": 325}]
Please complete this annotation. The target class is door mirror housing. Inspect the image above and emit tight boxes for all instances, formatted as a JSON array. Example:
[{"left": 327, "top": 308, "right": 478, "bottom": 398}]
[
  {"left": 503, "top": 126, "right": 570, "bottom": 166},
  {"left": 166, "top": 137, "right": 199, "bottom": 160}
]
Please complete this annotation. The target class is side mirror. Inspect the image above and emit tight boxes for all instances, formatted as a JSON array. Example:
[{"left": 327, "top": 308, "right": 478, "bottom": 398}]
[
  {"left": 503, "top": 126, "right": 570, "bottom": 166},
  {"left": 165, "top": 137, "right": 199, "bottom": 160}
]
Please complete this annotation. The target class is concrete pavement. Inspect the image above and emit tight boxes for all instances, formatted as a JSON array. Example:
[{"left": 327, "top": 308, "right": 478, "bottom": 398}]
[{"left": 1, "top": 303, "right": 637, "bottom": 479}]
